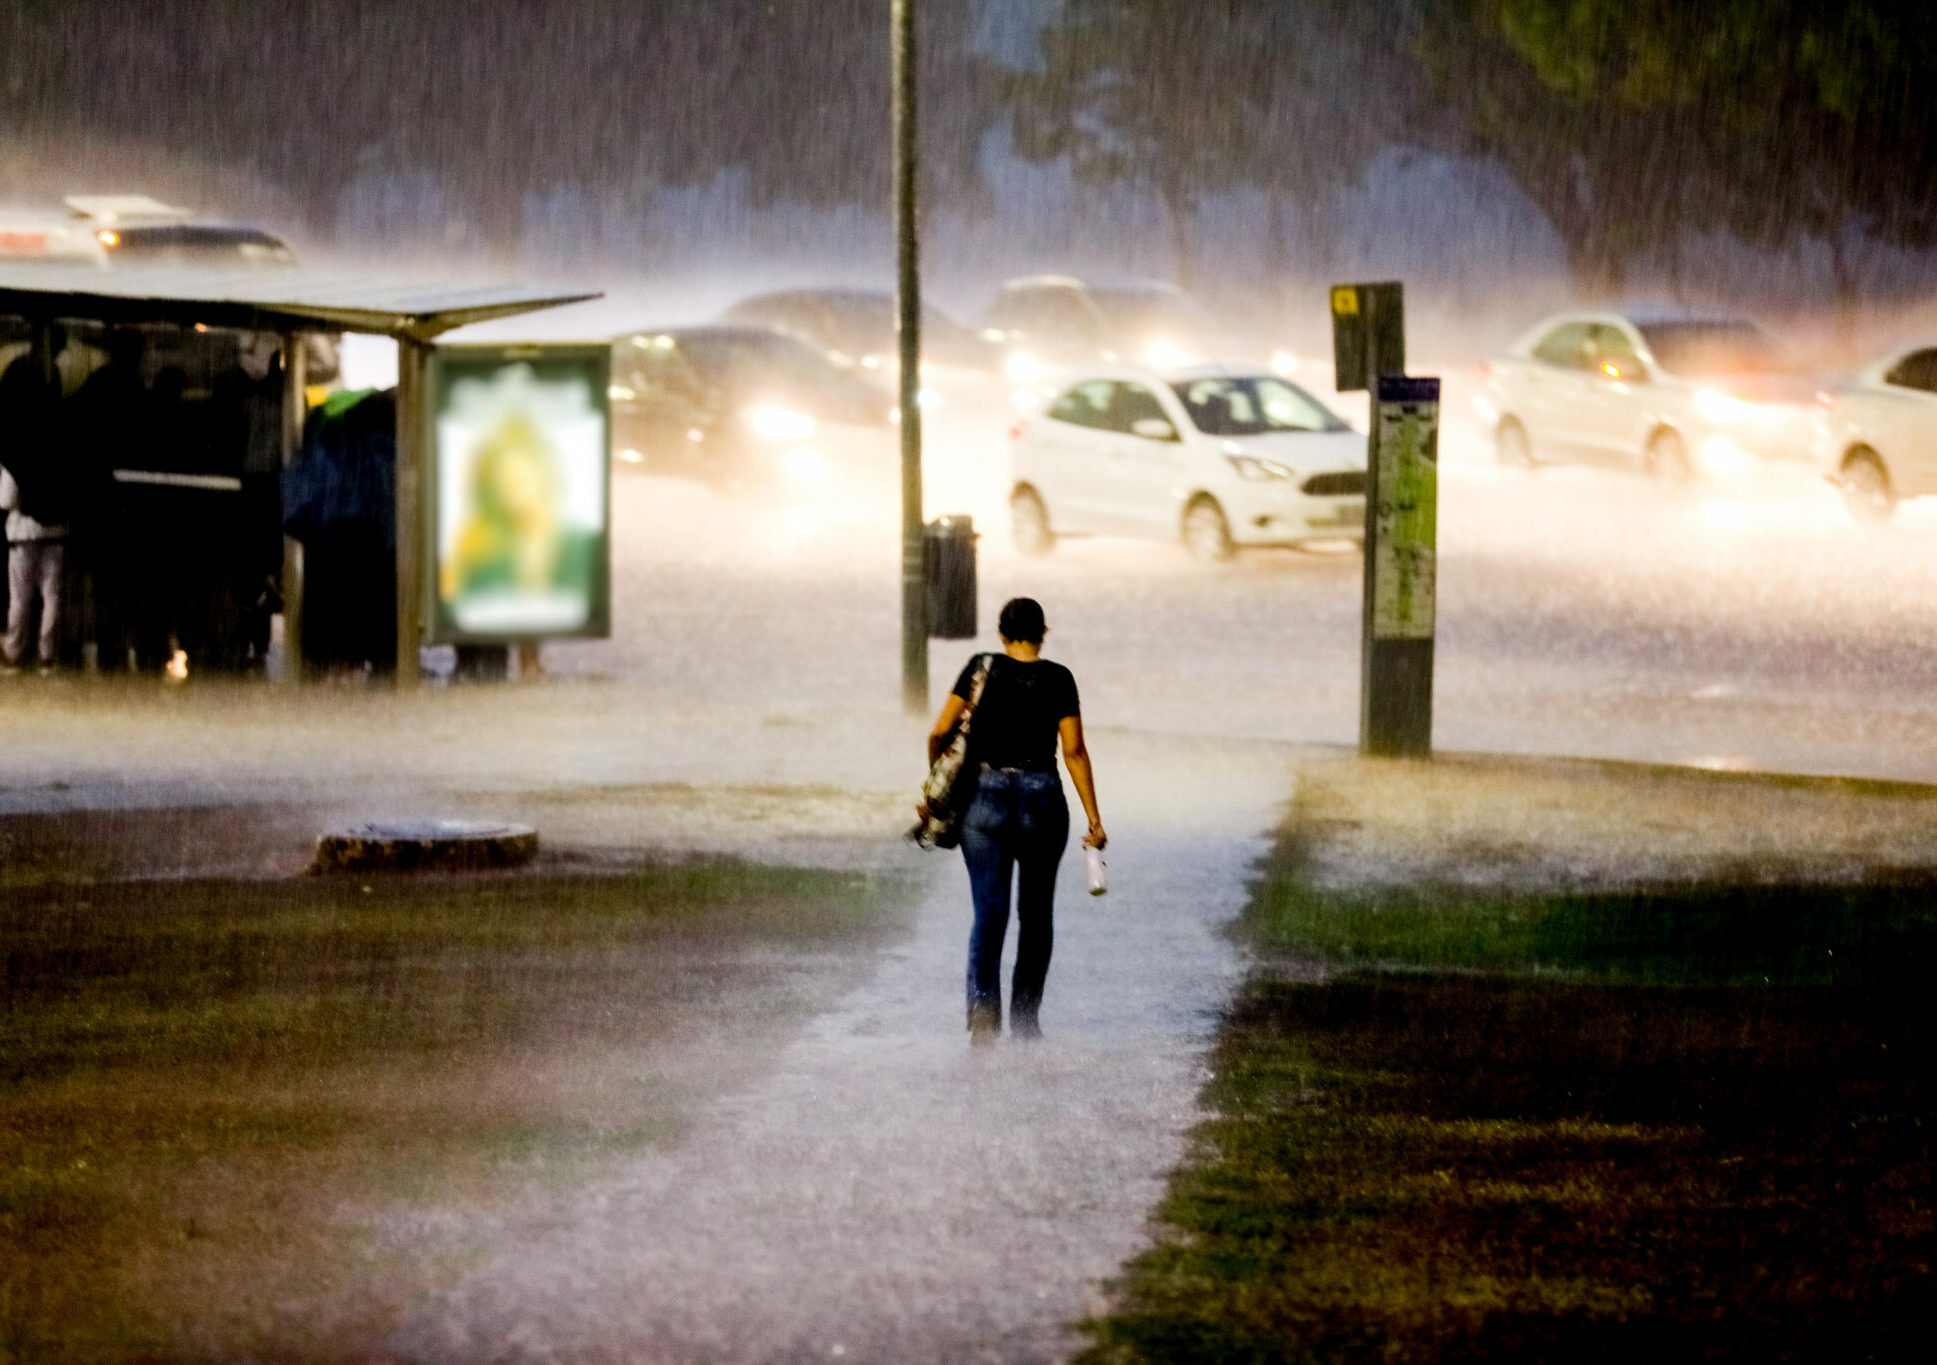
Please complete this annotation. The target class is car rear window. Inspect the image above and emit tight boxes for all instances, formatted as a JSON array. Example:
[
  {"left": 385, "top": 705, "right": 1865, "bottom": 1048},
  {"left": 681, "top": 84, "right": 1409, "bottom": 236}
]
[
  {"left": 1884, "top": 349, "right": 1937, "bottom": 394},
  {"left": 1638, "top": 322, "right": 1793, "bottom": 377}
]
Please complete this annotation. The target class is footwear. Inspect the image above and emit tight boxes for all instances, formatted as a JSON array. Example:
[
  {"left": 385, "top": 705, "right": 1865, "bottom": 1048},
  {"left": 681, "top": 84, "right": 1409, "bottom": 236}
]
[
  {"left": 1009, "top": 1011, "right": 1042, "bottom": 1041},
  {"left": 967, "top": 1003, "right": 1001, "bottom": 1047}
]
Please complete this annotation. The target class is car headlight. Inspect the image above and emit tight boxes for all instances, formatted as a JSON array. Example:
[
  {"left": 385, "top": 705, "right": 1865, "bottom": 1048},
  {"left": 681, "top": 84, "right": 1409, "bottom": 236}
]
[
  {"left": 746, "top": 404, "right": 817, "bottom": 441},
  {"left": 1004, "top": 349, "right": 1042, "bottom": 384},
  {"left": 1270, "top": 349, "right": 1300, "bottom": 376},
  {"left": 1144, "top": 338, "right": 1194, "bottom": 368},
  {"left": 1698, "top": 435, "right": 1753, "bottom": 477},
  {"left": 1694, "top": 388, "right": 1753, "bottom": 423},
  {"left": 783, "top": 447, "right": 829, "bottom": 484},
  {"left": 1228, "top": 454, "right": 1295, "bottom": 481}
]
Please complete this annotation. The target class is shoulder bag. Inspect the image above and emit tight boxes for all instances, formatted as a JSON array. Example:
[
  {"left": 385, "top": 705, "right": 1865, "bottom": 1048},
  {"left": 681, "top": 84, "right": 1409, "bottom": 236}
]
[{"left": 909, "top": 653, "right": 994, "bottom": 850}]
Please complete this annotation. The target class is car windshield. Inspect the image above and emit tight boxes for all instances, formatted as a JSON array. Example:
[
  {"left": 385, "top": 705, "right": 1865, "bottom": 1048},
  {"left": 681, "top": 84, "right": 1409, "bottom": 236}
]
[
  {"left": 1637, "top": 322, "right": 1794, "bottom": 377},
  {"left": 110, "top": 224, "right": 294, "bottom": 266},
  {"left": 734, "top": 293, "right": 976, "bottom": 356},
  {"left": 1171, "top": 376, "right": 1348, "bottom": 436},
  {"left": 1090, "top": 288, "right": 1217, "bottom": 343},
  {"left": 681, "top": 333, "right": 849, "bottom": 388}
]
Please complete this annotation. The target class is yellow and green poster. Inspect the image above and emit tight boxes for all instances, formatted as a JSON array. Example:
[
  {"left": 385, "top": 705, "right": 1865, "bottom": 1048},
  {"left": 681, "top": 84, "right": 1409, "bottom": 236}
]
[
  {"left": 1372, "top": 377, "right": 1438, "bottom": 640},
  {"left": 428, "top": 344, "right": 611, "bottom": 642}
]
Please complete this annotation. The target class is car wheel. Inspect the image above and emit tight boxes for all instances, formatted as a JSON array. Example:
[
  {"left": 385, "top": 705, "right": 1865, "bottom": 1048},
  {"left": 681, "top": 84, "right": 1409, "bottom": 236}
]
[
  {"left": 1496, "top": 417, "right": 1533, "bottom": 468},
  {"left": 1182, "top": 496, "right": 1235, "bottom": 563},
  {"left": 1643, "top": 429, "right": 1694, "bottom": 487},
  {"left": 1841, "top": 451, "right": 1895, "bottom": 522},
  {"left": 1010, "top": 486, "right": 1055, "bottom": 555}
]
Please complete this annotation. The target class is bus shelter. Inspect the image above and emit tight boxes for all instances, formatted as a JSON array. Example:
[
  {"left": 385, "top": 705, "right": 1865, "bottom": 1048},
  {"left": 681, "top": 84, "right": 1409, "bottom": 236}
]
[{"left": 0, "top": 265, "right": 600, "bottom": 683}]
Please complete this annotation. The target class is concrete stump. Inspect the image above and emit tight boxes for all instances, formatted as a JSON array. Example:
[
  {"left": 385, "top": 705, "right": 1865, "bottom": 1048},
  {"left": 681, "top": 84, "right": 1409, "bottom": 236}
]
[{"left": 313, "top": 820, "right": 538, "bottom": 873}]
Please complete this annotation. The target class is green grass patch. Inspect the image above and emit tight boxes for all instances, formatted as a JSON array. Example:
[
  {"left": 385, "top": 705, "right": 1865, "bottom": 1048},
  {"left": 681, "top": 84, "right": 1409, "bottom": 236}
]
[
  {"left": 1245, "top": 877, "right": 1937, "bottom": 985},
  {"left": 1083, "top": 973, "right": 1935, "bottom": 1363},
  {"left": 0, "top": 861, "right": 902, "bottom": 1363},
  {"left": 1083, "top": 813, "right": 1937, "bottom": 1361}
]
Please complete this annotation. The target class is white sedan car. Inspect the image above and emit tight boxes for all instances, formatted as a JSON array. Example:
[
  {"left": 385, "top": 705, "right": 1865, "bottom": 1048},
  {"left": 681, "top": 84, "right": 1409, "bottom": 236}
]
[
  {"left": 1474, "top": 311, "right": 1816, "bottom": 480},
  {"left": 1813, "top": 343, "right": 1937, "bottom": 520},
  {"left": 1009, "top": 367, "right": 1365, "bottom": 561}
]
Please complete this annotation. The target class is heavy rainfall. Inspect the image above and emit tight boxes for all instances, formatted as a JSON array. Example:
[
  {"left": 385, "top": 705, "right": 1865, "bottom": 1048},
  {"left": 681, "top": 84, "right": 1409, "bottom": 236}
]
[{"left": 3, "top": 3, "right": 1935, "bottom": 1362}]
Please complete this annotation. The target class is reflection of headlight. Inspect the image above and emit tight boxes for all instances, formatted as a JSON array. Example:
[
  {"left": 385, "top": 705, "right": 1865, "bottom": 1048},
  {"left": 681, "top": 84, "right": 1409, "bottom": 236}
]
[
  {"left": 918, "top": 387, "right": 942, "bottom": 410},
  {"left": 1695, "top": 388, "right": 1753, "bottom": 423},
  {"left": 783, "top": 447, "right": 828, "bottom": 484},
  {"left": 617, "top": 447, "right": 645, "bottom": 464},
  {"left": 1698, "top": 436, "right": 1752, "bottom": 477},
  {"left": 1004, "top": 350, "right": 1042, "bottom": 383},
  {"left": 1271, "top": 349, "right": 1300, "bottom": 376},
  {"left": 1144, "top": 338, "right": 1193, "bottom": 368},
  {"left": 747, "top": 404, "right": 817, "bottom": 440},
  {"left": 608, "top": 383, "right": 636, "bottom": 401},
  {"left": 1228, "top": 454, "right": 1295, "bottom": 481}
]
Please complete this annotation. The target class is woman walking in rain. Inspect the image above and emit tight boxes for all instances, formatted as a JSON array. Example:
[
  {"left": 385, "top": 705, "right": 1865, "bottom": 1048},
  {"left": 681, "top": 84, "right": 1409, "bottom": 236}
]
[{"left": 925, "top": 597, "right": 1105, "bottom": 1044}]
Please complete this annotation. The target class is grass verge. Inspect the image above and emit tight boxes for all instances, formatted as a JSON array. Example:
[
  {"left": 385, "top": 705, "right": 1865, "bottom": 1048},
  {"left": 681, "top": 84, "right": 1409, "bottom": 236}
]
[
  {"left": 2, "top": 861, "right": 901, "bottom": 1364},
  {"left": 1082, "top": 802, "right": 1937, "bottom": 1361}
]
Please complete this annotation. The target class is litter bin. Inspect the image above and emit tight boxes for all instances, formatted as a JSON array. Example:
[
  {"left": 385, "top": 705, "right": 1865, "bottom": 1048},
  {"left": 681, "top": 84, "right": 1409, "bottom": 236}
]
[{"left": 924, "top": 514, "right": 977, "bottom": 639}]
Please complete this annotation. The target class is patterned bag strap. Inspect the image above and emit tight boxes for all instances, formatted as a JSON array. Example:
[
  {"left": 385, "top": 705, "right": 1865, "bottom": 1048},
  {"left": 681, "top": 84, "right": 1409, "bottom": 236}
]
[{"left": 958, "top": 653, "right": 994, "bottom": 737}]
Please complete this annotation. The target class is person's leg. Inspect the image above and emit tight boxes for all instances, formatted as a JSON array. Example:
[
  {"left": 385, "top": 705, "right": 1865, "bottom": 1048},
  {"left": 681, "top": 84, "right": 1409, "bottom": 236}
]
[
  {"left": 1009, "top": 773, "right": 1070, "bottom": 1035},
  {"left": 34, "top": 542, "right": 64, "bottom": 666},
  {"left": 4, "top": 543, "right": 36, "bottom": 667},
  {"left": 958, "top": 776, "right": 1016, "bottom": 1036}
]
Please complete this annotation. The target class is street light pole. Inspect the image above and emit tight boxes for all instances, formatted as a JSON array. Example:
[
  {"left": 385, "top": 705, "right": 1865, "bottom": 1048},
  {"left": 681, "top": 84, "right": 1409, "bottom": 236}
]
[{"left": 892, "top": 0, "right": 927, "bottom": 714}]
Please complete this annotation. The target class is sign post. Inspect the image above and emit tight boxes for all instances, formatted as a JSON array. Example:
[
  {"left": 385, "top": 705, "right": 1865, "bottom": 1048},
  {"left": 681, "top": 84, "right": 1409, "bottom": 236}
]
[
  {"left": 892, "top": 0, "right": 927, "bottom": 714},
  {"left": 1332, "top": 281, "right": 1437, "bottom": 757}
]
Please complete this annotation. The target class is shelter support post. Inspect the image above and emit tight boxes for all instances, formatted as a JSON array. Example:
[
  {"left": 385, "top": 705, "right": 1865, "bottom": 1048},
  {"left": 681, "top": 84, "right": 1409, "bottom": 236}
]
[
  {"left": 394, "top": 337, "right": 429, "bottom": 688},
  {"left": 277, "top": 334, "right": 307, "bottom": 681}
]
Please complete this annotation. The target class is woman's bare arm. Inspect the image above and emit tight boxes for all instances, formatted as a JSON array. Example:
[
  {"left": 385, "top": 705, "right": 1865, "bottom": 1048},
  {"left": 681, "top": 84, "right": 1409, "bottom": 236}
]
[
  {"left": 927, "top": 693, "right": 968, "bottom": 765},
  {"left": 1059, "top": 714, "right": 1105, "bottom": 848}
]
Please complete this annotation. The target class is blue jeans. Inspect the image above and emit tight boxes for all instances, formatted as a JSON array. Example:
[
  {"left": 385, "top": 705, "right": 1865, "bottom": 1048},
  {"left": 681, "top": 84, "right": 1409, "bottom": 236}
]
[{"left": 960, "top": 767, "right": 1069, "bottom": 1023}]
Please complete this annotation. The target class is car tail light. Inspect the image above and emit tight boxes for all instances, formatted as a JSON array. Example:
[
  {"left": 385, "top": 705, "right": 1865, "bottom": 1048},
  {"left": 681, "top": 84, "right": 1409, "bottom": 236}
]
[
  {"left": 1009, "top": 418, "right": 1029, "bottom": 441},
  {"left": 1476, "top": 361, "right": 1493, "bottom": 382},
  {"left": 1816, "top": 390, "right": 1835, "bottom": 409}
]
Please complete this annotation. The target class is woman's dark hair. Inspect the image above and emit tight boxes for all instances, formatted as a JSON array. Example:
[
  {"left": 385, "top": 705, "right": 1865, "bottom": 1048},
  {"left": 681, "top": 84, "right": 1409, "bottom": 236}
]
[{"left": 997, "top": 596, "right": 1046, "bottom": 644}]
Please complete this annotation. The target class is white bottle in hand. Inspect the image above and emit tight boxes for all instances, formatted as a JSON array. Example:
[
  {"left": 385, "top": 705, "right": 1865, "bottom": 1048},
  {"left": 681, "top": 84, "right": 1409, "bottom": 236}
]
[{"left": 1086, "top": 845, "right": 1107, "bottom": 896}]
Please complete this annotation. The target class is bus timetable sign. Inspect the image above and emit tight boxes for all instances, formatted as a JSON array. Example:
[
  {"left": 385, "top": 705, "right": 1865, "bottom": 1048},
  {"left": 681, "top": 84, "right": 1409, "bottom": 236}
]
[{"left": 1372, "top": 376, "right": 1439, "bottom": 640}]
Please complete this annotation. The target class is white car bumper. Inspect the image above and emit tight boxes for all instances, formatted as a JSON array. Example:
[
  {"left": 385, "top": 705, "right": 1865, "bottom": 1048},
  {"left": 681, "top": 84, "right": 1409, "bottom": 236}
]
[{"left": 1225, "top": 487, "right": 1365, "bottom": 545}]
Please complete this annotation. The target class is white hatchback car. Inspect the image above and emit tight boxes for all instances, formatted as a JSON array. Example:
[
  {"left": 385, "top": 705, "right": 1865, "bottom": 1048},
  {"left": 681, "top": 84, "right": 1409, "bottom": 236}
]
[
  {"left": 1009, "top": 368, "right": 1365, "bottom": 560},
  {"left": 1813, "top": 343, "right": 1937, "bottom": 520}
]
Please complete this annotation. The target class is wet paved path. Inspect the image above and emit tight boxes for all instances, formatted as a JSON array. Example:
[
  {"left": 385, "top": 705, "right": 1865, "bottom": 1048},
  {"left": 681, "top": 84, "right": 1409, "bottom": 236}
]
[{"left": 392, "top": 732, "right": 1287, "bottom": 1363}]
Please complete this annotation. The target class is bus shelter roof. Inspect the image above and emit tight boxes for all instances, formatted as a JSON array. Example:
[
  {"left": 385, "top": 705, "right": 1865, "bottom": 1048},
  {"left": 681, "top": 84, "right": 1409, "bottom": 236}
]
[{"left": 0, "top": 264, "right": 599, "bottom": 341}]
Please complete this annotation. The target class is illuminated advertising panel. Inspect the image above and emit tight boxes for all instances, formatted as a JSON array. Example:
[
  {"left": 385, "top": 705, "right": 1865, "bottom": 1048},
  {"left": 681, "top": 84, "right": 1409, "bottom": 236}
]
[{"left": 428, "top": 344, "right": 611, "bottom": 643}]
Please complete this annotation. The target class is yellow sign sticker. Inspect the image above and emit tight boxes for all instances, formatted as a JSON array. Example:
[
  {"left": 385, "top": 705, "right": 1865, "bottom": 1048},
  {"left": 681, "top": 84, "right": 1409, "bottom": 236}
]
[{"left": 1331, "top": 285, "right": 1359, "bottom": 317}]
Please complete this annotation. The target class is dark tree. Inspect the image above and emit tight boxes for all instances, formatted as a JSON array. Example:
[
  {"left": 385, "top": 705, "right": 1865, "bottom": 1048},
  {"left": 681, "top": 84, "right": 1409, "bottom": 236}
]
[
  {"left": 1423, "top": 0, "right": 1937, "bottom": 302},
  {"left": 0, "top": 1, "right": 998, "bottom": 255},
  {"left": 1010, "top": 0, "right": 1395, "bottom": 287}
]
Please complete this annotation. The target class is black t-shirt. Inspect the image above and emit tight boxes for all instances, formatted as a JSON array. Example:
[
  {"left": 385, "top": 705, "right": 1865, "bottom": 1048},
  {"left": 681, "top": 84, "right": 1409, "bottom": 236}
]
[{"left": 952, "top": 654, "right": 1080, "bottom": 772}]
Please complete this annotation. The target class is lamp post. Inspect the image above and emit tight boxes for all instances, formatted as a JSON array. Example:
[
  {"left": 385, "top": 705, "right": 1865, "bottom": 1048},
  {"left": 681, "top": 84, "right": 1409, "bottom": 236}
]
[{"left": 893, "top": 0, "right": 927, "bottom": 714}]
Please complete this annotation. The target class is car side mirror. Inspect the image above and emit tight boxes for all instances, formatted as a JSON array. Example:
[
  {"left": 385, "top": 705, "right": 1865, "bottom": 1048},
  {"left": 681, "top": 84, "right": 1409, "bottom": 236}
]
[{"left": 1130, "top": 417, "right": 1177, "bottom": 441}]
